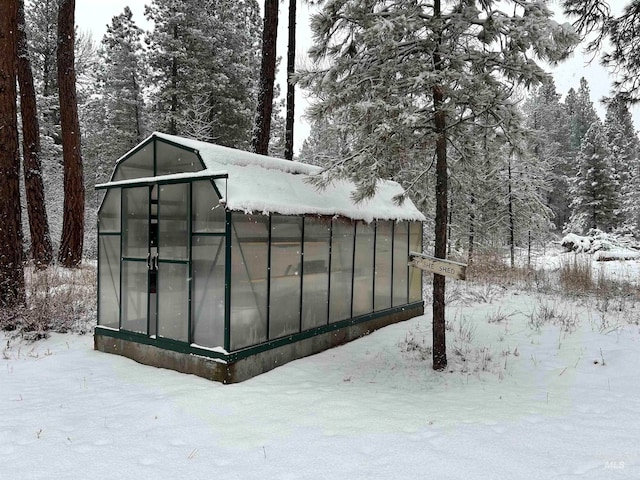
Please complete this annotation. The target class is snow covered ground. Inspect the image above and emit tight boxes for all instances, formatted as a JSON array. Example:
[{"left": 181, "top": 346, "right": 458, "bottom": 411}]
[{"left": 2, "top": 253, "right": 640, "bottom": 479}]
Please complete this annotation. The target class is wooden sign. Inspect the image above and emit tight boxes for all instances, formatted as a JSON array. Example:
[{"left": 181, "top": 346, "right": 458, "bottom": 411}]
[{"left": 409, "top": 252, "right": 467, "bottom": 281}]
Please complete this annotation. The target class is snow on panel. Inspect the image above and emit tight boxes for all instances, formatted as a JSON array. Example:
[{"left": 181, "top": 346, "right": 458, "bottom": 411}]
[{"left": 151, "top": 132, "right": 425, "bottom": 223}]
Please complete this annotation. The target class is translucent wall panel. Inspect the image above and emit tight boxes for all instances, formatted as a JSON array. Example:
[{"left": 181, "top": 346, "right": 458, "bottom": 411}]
[
  {"left": 301, "top": 217, "right": 330, "bottom": 330},
  {"left": 158, "top": 183, "right": 189, "bottom": 260},
  {"left": 98, "top": 189, "right": 121, "bottom": 233},
  {"left": 353, "top": 222, "right": 374, "bottom": 317},
  {"left": 374, "top": 220, "right": 393, "bottom": 311},
  {"left": 157, "top": 262, "right": 189, "bottom": 342},
  {"left": 409, "top": 221, "right": 423, "bottom": 303},
  {"left": 230, "top": 214, "right": 268, "bottom": 350},
  {"left": 192, "top": 180, "right": 225, "bottom": 233},
  {"left": 112, "top": 144, "right": 153, "bottom": 181},
  {"left": 98, "top": 235, "right": 120, "bottom": 328},
  {"left": 121, "top": 260, "right": 148, "bottom": 333},
  {"left": 392, "top": 222, "right": 409, "bottom": 306},
  {"left": 122, "top": 187, "right": 149, "bottom": 259},
  {"left": 156, "top": 140, "right": 203, "bottom": 176},
  {"left": 192, "top": 236, "right": 226, "bottom": 348},
  {"left": 269, "top": 215, "right": 302, "bottom": 339},
  {"left": 329, "top": 218, "right": 354, "bottom": 323}
]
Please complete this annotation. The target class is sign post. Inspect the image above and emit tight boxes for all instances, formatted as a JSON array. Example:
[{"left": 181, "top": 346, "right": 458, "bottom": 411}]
[{"left": 409, "top": 252, "right": 467, "bottom": 281}]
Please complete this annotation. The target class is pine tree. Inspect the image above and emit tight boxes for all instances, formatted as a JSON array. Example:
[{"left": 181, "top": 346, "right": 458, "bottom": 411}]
[
  {"left": 284, "top": 0, "right": 296, "bottom": 160},
  {"left": 603, "top": 94, "right": 640, "bottom": 233},
  {"left": 56, "top": 0, "right": 84, "bottom": 267},
  {"left": 17, "top": 0, "right": 53, "bottom": 268},
  {"left": 298, "top": 0, "right": 578, "bottom": 370},
  {"left": 563, "top": 1, "right": 640, "bottom": 101},
  {"left": 565, "top": 77, "right": 599, "bottom": 152},
  {"left": 568, "top": 121, "right": 618, "bottom": 232},
  {"left": 523, "top": 80, "right": 572, "bottom": 229},
  {"left": 252, "top": 0, "right": 279, "bottom": 154},
  {"left": 145, "top": 0, "right": 261, "bottom": 148},
  {"left": 97, "top": 7, "right": 146, "bottom": 156},
  {"left": 0, "top": 0, "right": 26, "bottom": 308}
]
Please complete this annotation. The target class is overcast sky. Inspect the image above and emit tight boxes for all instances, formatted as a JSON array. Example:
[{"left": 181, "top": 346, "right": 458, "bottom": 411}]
[{"left": 75, "top": 0, "right": 640, "bottom": 146}]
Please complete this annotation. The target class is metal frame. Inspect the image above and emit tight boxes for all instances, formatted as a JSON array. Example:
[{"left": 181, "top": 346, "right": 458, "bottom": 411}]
[{"left": 97, "top": 136, "right": 424, "bottom": 363}]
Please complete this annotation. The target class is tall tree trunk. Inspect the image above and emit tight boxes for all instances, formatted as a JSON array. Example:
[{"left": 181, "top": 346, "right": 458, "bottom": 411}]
[
  {"left": 17, "top": 0, "right": 53, "bottom": 269},
  {"left": 468, "top": 193, "right": 475, "bottom": 265},
  {"left": 284, "top": 0, "right": 296, "bottom": 160},
  {"left": 252, "top": 0, "right": 278, "bottom": 155},
  {"left": 508, "top": 153, "right": 515, "bottom": 268},
  {"left": 169, "top": 24, "right": 178, "bottom": 135},
  {"left": 0, "top": 0, "right": 26, "bottom": 308},
  {"left": 56, "top": 0, "right": 84, "bottom": 267},
  {"left": 432, "top": 0, "right": 447, "bottom": 371}
]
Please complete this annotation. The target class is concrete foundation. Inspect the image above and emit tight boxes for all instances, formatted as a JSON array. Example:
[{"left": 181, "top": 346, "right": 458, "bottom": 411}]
[{"left": 94, "top": 303, "right": 423, "bottom": 383}]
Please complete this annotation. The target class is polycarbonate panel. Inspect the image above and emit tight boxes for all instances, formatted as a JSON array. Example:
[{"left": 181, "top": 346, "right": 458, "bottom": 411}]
[
  {"left": 122, "top": 187, "right": 149, "bottom": 259},
  {"left": 329, "top": 218, "right": 354, "bottom": 323},
  {"left": 121, "top": 260, "right": 148, "bottom": 333},
  {"left": 409, "top": 221, "right": 423, "bottom": 303},
  {"left": 269, "top": 215, "right": 302, "bottom": 339},
  {"left": 112, "top": 144, "right": 153, "bottom": 181},
  {"left": 98, "top": 189, "right": 121, "bottom": 233},
  {"left": 353, "top": 222, "right": 374, "bottom": 317},
  {"left": 392, "top": 221, "right": 409, "bottom": 306},
  {"left": 374, "top": 220, "right": 393, "bottom": 311},
  {"left": 158, "top": 183, "right": 189, "bottom": 260},
  {"left": 98, "top": 235, "right": 120, "bottom": 328},
  {"left": 230, "top": 214, "right": 268, "bottom": 350},
  {"left": 156, "top": 140, "right": 202, "bottom": 176},
  {"left": 192, "top": 180, "right": 225, "bottom": 233},
  {"left": 192, "top": 235, "right": 226, "bottom": 348},
  {"left": 301, "top": 217, "right": 330, "bottom": 330},
  {"left": 157, "top": 262, "right": 189, "bottom": 342}
]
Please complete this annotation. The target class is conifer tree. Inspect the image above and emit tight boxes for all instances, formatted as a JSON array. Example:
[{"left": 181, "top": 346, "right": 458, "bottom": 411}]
[
  {"left": 523, "top": 80, "right": 572, "bottom": 229},
  {"left": 97, "top": 7, "right": 146, "bottom": 157},
  {"left": 603, "top": 94, "right": 640, "bottom": 233},
  {"left": 298, "top": 0, "right": 578, "bottom": 370},
  {"left": 145, "top": 0, "right": 261, "bottom": 148},
  {"left": 0, "top": 0, "right": 26, "bottom": 307},
  {"left": 17, "top": 0, "right": 53, "bottom": 268},
  {"left": 568, "top": 122, "right": 618, "bottom": 232},
  {"left": 56, "top": 0, "right": 85, "bottom": 267}
]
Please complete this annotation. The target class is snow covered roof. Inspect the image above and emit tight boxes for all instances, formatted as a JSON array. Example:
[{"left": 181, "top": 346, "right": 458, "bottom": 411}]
[{"left": 100, "top": 132, "right": 426, "bottom": 223}]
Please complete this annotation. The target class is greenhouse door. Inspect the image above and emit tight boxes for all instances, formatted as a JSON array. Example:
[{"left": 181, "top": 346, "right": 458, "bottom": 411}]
[{"left": 121, "top": 183, "right": 191, "bottom": 342}]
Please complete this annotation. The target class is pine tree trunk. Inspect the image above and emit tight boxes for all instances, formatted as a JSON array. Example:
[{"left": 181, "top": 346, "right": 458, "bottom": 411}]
[
  {"left": 468, "top": 193, "right": 475, "bottom": 265},
  {"left": 284, "top": 0, "right": 296, "bottom": 160},
  {"left": 56, "top": 0, "right": 84, "bottom": 267},
  {"left": 431, "top": 0, "right": 447, "bottom": 372},
  {"left": 508, "top": 154, "right": 515, "bottom": 268},
  {"left": 0, "top": 0, "right": 26, "bottom": 308},
  {"left": 252, "top": 0, "right": 278, "bottom": 155},
  {"left": 17, "top": 0, "right": 53, "bottom": 269},
  {"left": 169, "top": 25, "right": 178, "bottom": 135}
]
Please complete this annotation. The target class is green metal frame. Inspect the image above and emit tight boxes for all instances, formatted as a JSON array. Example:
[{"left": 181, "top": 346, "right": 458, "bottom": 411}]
[
  {"left": 97, "top": 135, "right": 425, "bottom": 364},
  {"left": 95, "top": 300, "right": 424, "bottom": 363}
]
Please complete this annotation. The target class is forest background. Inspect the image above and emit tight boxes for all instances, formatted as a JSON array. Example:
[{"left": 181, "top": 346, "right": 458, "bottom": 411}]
[{"left": 7, "top": 0, "right": 640, "bottom": 273}]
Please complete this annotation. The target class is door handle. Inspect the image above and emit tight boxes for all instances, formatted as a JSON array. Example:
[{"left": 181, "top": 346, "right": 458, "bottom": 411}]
[
  {"left": 153, "top": 254, "right": 159, "bottom": 272},
  {"left": 146, "top": 252, "right": 151, "bottom": 270}
]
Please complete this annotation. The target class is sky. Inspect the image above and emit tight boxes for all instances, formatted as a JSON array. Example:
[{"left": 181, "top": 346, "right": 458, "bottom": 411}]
[{"left": 74, "top": 0, "right": 640, "bottom": 148}]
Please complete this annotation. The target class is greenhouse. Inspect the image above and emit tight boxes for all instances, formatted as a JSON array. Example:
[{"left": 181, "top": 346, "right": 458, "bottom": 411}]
[{"left": 95, "top": 132, "right": 425, "bottom": 383}]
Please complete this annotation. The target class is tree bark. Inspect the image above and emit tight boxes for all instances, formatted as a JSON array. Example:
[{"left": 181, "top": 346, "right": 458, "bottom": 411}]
[
  {"left": 508, "top": 153, "right": 515, "bottom": 268},
  {"left": 252, "top": 0, "right": 278, "bottom": 155},
  {"left": 17, "top": 0, "right": 53, "bottom": 269},
  {"left": 284, "top": 0, "right": 296, "bottom": 160},
  {"left": 56, "top": 0, "right": 84, "bottom": 267},
  {"left": 0, "top": 0, "right": 26, "bottom": 308},
  {"left": 432, "top": 0, "right": 447, "bottom": 371}
]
